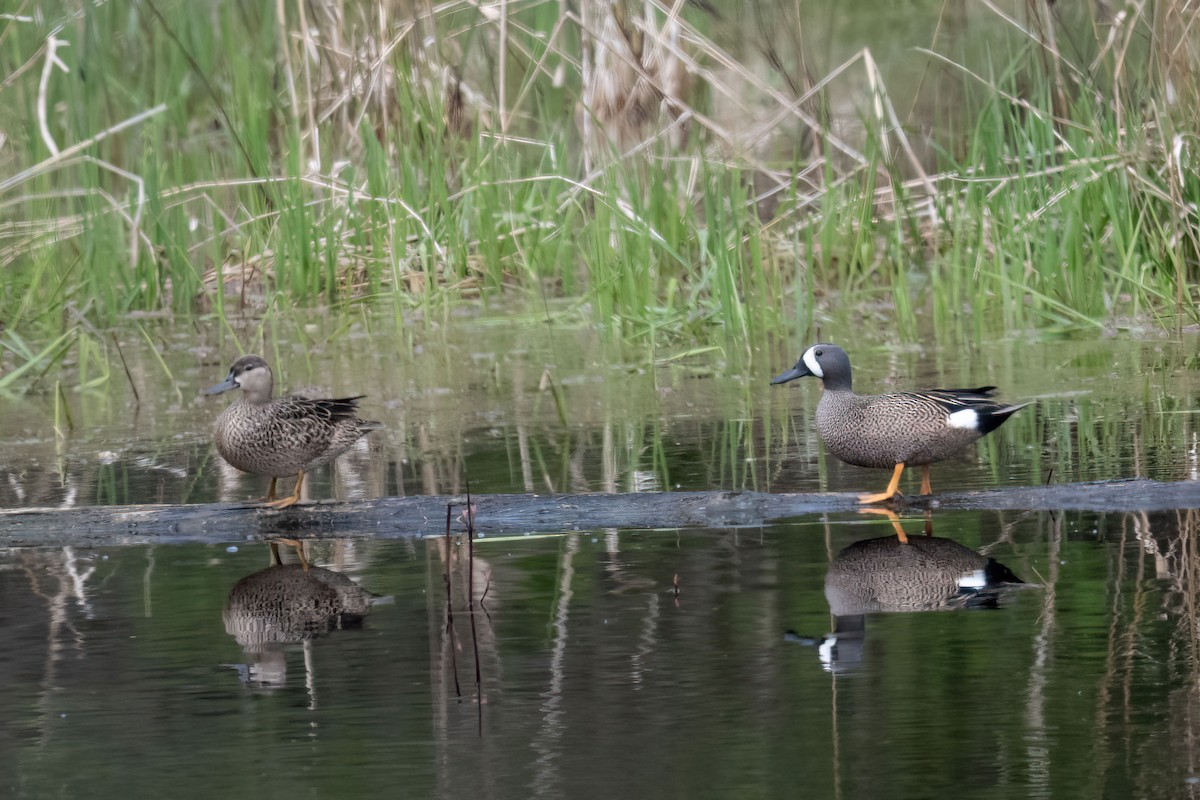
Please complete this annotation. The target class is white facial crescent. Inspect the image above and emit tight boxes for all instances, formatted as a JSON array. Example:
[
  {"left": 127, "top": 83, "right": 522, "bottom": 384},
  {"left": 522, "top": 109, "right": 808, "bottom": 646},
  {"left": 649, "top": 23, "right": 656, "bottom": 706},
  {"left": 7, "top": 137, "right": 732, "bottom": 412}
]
[{"left": 802, "top": 347, "right": 824, "bottom": 378}]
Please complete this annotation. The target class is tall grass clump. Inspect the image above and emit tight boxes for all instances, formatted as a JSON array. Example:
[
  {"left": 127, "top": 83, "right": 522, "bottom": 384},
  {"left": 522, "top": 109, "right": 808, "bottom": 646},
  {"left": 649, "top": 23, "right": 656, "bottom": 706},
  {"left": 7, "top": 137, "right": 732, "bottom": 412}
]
[{"left": 0, "top": 0, "right": 1197, "bottom": 376}]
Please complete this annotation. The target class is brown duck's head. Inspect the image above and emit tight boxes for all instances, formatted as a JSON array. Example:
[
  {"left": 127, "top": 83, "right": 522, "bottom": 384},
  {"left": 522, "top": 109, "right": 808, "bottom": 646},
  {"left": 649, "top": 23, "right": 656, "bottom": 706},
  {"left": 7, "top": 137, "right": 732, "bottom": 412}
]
[{"left": 205, "top": 355, "right": 275, "bottom": 404}]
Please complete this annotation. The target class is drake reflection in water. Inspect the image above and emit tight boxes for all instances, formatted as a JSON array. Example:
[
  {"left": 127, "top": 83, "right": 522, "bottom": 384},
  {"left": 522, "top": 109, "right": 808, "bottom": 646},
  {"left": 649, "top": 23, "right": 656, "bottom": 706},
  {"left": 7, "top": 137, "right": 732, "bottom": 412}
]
[
  {"left": 800, "top": 531, "right": 1026, "bottom": 670},
  {"left": 223, "top": 540, "right": 388, "bottom": 689}
]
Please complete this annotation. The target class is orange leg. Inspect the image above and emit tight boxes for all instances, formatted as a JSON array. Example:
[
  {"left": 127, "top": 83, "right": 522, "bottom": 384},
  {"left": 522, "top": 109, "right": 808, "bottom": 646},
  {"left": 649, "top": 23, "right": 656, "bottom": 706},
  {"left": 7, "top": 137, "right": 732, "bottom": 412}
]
[
  {"left": 264, "top": 469, "right": 305, "bottom": 509},
  {"left": 858, "top": 507, "right": 909, "bottom": 544},
  {"left": 858, "top": 463, "right": 905, "bottom": 505},
  {"left": 275, "top": 538, "right": 310, "bottom": 571},
  {"left": 262, "top": 477, "right": 278, "bottom": 503},
  {"left": 919, "top": 464, "right": 933, "bottom": 496}
]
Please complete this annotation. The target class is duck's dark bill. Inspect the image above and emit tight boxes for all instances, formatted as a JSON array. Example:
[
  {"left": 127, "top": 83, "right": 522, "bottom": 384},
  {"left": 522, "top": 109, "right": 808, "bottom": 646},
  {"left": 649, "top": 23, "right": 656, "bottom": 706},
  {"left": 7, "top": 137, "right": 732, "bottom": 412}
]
[
  {"left": 204, "top": 376, "right": 239, "bottom": 395},
  {"left": 770, "top": 364, "right": 811, "bottom": 385}
]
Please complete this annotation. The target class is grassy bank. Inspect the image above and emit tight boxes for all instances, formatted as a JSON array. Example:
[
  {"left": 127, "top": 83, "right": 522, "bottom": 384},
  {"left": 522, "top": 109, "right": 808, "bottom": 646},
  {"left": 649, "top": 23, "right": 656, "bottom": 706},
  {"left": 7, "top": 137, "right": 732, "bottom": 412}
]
[{"left": 1, "top": 0, "right": 1197, "bottom": 371}]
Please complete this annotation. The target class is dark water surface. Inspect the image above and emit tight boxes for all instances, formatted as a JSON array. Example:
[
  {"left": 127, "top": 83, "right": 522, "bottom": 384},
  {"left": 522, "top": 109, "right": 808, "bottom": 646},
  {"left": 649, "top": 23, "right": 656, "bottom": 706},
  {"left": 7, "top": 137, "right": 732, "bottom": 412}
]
[{"left": 3, "top": 510, "right": 1200, "bottom": 799}]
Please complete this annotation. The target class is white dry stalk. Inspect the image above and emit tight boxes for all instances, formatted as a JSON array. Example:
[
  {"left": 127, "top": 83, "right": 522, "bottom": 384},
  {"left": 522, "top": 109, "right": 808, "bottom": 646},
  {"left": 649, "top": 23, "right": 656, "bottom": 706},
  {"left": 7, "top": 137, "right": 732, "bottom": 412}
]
[
  {"left": 8, "top": 37, "right": 164, "bottom": 271},
  {"left": 295, "top": 0, "right": 320, "bottom": 169},
  {"left": 567, "top": 8, "right": 790, "bottom": 201},
  {"left": 178, "top": 173, "right": 448, "bottom": 260},
  {"left": 736, "top": 49, "right": 865, "bottom": 160},
  {"left": 1091, "top": 9, "right": 1130, "bottom": 74},
  {"left": 499, "top": 0, "right": 508, "bottom": 133},
  {"left": 37, "top": 35, "right": 70, "bottom": 156},
  {"left": 1172, "top": 134, "right": 1188, "bottom": 190},
  {"left": 459, "top": 0, "right": 817, "bottom": 207},
  {"left": 1013, "top": 161, "right": 1124, "bottom": 232},
  {"left": 645, "top": 0, "right": 863, "bottom": 166},
  {"left": 81, "top": 156, "right": 151, "bottom": 269},
  {"left": 1123, "top": 164, "right": 1181, "bottom": 207},
  {"left": 0, "top": 105, "right": 167, "bottom": 195},
  {"left": 976, "top": 0, "right": 1087, "bottom": 87},
  {"left": 563, "top": 109, "right": 692, "bottom": 212},
  {"left": 863, "top": 48, "right": 892, "bottom": 163},
  {"left": 862, "top": 49, "right": 939, "bottom": 226},
  {"left": 1109, "top": 1, "right": 1149, "bottom": 142},
  {"left": 441, "top": 177, "right": 667, "bottom": 255},
  {"left": 293, "top": 19, "right": 415, "bottom": 129},
  {"left": 1167, "top": 133, "right": 1200, "bottom": 311},
  {"left": 502, "top": 12, "right": 570, "bottom": 127},
  {"left": 276, "top": 0, "right": 301, "bottom": 146},
  {"left": 468, "top": 10, "right": 577, "bottom": 90},
  {"left": 916, "top": 48, "right": 1085, "bottom": 155},
  {"left": 611, "top": 196, "right": 669, "bottom": 248},
  {"left": 579, "top": 0, "right": 593, "bottom": 175},
  {"left": 447, "top": 173, "right": 604, "bottom": 210},
  {"left": 582, "top": 4, "right": 851, "bottom": 211},
  {"left": 2, "top": 34, "right": 52, "bottom": 93}
]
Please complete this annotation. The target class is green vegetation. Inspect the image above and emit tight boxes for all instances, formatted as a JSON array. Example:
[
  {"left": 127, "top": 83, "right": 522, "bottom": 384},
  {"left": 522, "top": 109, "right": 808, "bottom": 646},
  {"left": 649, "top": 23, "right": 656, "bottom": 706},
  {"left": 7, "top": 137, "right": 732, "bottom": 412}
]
[{"left": 1, "top": 0, "right": 1197, "bottom": 370}]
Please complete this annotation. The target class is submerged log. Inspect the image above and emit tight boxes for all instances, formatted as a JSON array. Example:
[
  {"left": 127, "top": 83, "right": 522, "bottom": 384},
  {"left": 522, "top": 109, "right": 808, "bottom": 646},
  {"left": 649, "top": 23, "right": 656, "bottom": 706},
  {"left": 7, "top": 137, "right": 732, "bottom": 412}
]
[{"left": 0, "top": 479, "right": 1197, "bottom": 548}]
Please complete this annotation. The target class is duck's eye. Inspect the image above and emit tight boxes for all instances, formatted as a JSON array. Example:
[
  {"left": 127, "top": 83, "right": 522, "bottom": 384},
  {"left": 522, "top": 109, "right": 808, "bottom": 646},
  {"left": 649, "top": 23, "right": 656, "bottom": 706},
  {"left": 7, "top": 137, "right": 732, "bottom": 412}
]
[{"left": 815, "top": 349, "right": 824, "bottom": 357}]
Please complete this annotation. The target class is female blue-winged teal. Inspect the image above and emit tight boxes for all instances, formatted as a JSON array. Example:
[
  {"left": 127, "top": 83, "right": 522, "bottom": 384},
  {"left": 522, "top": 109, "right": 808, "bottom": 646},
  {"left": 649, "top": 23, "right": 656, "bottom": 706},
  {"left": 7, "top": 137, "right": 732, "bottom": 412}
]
[
  {"left": 223, "top": 541, "right": 386, "bottom": 686},
  {"left": 771, "top": 343, "right": 1028, "bottom": 504},
  {"left": 205, "top": 355, "right": 382, "bottom": 509}
]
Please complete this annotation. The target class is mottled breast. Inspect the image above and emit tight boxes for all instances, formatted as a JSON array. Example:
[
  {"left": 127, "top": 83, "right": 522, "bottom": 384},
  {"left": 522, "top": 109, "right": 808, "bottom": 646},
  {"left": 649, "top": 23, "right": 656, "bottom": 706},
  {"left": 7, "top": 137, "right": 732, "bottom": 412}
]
[{"left": 213, "top": 400, "right": 337, "bottom": 477}]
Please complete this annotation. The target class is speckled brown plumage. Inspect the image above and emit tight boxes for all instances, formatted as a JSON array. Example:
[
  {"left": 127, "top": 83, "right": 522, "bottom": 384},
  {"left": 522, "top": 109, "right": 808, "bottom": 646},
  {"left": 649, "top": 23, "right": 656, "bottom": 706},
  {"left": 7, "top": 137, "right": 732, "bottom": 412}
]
[
  {"left": 206, "top": 355, "right": 382, "bottom": 507},
  {"left": 814, "top": 386, "right": 1012, "bottom": 468},
  {"left": 212, "top": 393, "right": 377, "bottom": 477},
  {"left": 825, "top": 534, "right": 1022, "bottom": 615},
  {"left": 772, "top": 343, "right": 1028, "bottom": 504},
  {"left": 223, "top": 563, "right": 380, "bottom": 649},
  {"left": 814, "top": 534, "right": 1024, "bottom": 667}
]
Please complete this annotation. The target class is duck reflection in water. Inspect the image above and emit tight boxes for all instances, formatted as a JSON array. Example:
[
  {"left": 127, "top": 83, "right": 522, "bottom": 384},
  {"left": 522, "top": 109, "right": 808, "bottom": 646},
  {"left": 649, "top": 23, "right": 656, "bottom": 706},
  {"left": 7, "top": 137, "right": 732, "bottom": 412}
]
[
  {"left": 803, "top": 525, "right": 1025, "bottom": 670},
  {"left": 223, "top": 540, "right": 389, "bottom": 689}
]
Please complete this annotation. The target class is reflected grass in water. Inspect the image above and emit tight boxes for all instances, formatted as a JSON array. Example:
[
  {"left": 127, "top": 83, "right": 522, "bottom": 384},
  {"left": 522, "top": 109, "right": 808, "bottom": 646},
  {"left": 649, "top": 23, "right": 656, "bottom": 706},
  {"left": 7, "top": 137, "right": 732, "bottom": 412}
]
[
  {"left": 0, "top": 321, "right": 1195, "bottom": 508},
  {"left": 4, "top": 510, "right": 1200, "bottom": 798}
]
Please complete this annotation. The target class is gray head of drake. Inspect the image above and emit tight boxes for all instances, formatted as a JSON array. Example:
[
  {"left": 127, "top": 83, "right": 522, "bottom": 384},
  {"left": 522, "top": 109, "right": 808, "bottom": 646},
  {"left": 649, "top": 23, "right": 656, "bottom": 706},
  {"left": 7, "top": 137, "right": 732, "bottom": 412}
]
[
  {"left": 205, "top": 355, "right": 275, "bottom": 404},
  {"left": 771, "top": 343, "right": 853, "bottom": 392}
]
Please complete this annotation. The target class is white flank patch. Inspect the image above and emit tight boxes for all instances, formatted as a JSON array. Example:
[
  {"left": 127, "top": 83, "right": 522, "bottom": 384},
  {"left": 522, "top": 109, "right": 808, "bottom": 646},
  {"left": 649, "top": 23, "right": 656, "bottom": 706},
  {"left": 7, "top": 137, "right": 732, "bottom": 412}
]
[
  {"left": 947, "top": 408, "right": 979, "bottom": 429},
  {"left": 802, "top": 347, "right": 824, "bottom": 378},
  {"left": 957, "top": 569, "right": 987, "bottom": 590},
  {"left": 818, "top": 635, "right": 837, "bottom": 664}
]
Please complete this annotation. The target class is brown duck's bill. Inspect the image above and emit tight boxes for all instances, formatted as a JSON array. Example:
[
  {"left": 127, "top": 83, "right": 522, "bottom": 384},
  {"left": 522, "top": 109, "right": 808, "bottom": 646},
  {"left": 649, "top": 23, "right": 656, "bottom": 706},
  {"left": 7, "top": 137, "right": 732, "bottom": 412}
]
[
  {"left": 770, "top": 363, "right": 812, "bottom": 385},
  {"left": 204, "top": 375, "right": 239, "bottom": 395}
]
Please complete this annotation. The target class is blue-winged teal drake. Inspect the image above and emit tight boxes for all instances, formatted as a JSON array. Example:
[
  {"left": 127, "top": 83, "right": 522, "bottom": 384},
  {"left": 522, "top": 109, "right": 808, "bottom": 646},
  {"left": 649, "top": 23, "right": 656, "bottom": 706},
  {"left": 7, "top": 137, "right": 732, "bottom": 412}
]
[
  {"left": 826, "top": 533, "right": 1023, "bottom": 616},
  {"left": 771, "top": 343, "right": 1028, "bottom": 504},
  {"left": 816, "top": 534, "right": 1023, "bottom": 667},
  {"left": 205, "top": 355, "right": 382, "bottom": 509}
]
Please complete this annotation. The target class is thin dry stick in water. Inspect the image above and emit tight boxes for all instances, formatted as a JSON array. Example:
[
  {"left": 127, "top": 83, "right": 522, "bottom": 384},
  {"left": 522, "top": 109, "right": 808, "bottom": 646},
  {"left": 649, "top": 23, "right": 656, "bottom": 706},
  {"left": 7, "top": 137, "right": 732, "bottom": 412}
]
[
  {"left": 443, "top": 503, "right": 462, "bottom": 699},
  {"left": 464, "top": 482, "right": 483, "bottom": 735},
  {"left": 110, "top": 333, "right": 140, "bottom": 406}
]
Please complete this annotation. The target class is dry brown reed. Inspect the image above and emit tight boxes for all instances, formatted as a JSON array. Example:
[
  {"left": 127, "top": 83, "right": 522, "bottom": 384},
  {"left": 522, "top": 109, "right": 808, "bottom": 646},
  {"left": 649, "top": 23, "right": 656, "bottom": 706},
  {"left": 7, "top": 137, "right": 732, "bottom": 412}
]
[{"left": 2, "top": 0, "right": 1199, "bottom": 326}]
